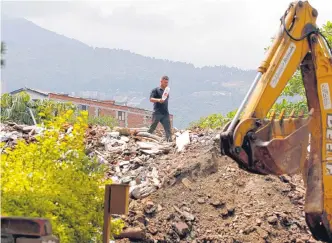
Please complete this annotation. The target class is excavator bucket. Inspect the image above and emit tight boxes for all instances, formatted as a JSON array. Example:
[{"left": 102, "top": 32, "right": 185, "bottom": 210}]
[
  {"left": 251, "top": 110, "right": 312, "bottom": 175},
  {"left": 220, "top": 109, "right": 313, "bottom": 176}
]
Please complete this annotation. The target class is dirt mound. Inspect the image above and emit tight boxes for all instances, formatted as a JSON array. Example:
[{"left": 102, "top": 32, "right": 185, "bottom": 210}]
[{"left": 116, "top": 143, "right": 322, "bottom": 243}]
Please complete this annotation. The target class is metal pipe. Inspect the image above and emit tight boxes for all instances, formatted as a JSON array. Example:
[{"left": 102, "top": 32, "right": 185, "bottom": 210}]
[
  {"left": 227, "top": 72, "right": 262, "bottom": 132},
  {"left": 28, "top": 108, "right": 37, "bottom": 125}
]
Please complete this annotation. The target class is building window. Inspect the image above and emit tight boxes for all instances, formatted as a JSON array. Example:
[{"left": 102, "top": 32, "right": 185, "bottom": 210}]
[
  {"left": 117, "top": 111, "right": 125, "bottom": 121},
  {"left": 78, "top": 104, "right": 88, "bottom": 111}
]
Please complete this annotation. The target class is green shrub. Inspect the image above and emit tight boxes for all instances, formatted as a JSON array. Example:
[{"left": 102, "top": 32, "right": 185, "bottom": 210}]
[
  {"left": 88, "top": 115, "right": 118, "bottom": 128},
  {"left": 190, "top": 110, "right": 238, "bottom": 129},
  {"left": 269, "top": 98, "right": 308, "bottom": 117},
  {"left": 0, "top": 92, "right": 36, "bottom": 124},
  {"left": 1, "top": 110, "right": 124, "bottom": 242},
  {"left": 0, "top": 92, "right": 77, "bottom": 125}
]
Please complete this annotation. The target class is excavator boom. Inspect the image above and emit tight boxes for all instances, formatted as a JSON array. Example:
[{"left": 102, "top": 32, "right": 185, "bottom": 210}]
[{"left": 220, "top": 1, "right": 332, "bottom": 241}]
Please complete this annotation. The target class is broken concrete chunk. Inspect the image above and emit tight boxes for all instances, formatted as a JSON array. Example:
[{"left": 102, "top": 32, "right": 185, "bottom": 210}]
[
  {"left": 115, "top": 166, "right": 121, "bottom": 173},
  {"left": 105, "top": 144, "right": 125, "bottom": 153},
  {"left": 197, "top": 198, "right": 205, "bottom": 204},
  {"left": 173, "top": 222, "right": 189, "bottom": 238},
  {"left": 182, "top": 211, "right": 195, "bottom": 221},
  {"left": 121, "top": 176, "right": 132, "bottom": 184},
  {"left": 210, "top": 200, "right": 224, "bottom": 208},
  {"left": 22, "top": 125, "right": 36, "bottom": 133},
  {"left": 181, "top": 178, "right": 192, "bottom": 189},
  {"left": 115, "top": 227, "right": 144, "bottom": 240},
  {"left": 120, "top": 136, "right": 130, "bottom": 143},
  {"left": 137, "top": 141, "right": 160, "bottom": 150},
  {"left": 147, "top": 225, "right": 158, "bottom": 235},
  {"left": 131, "top": 183, "right": 157, "bottom": 199},
  {"left": 119, "top": 161, "right": 130, "bottom": 167},
  {"left": 137, "top": 132, "right": 162, "bottom": 142},
  {"left": 144, "top": 201, "right": 157, "bottom": 214},
  {"left": 267, "top": 215, "right": 278, "bottom": 225},
  {"left": 109, "top": 131, "right": 120, "bottom": 137},
  {"left": 141, "top": 149, "right": 161, "bottom": 155}
]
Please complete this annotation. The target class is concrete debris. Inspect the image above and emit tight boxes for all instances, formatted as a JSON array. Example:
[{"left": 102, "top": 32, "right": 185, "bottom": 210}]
[
  {"left": 4, "top": 122, "right": 317, "bottom": 242},
  {"left": 0, "top": 123, "right": 43, "bottom": 145}
]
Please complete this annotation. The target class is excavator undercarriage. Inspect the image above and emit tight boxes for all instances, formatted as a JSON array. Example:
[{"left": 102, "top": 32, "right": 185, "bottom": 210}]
[{"left": 220, "top": 1, "right": 332, "bottom": 241}]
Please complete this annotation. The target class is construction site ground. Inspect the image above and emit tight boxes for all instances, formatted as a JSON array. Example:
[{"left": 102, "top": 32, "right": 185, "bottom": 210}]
[
  {"left": 116, "top": 135, "right": 322, "bottom": 243},
  {"left": 0, "top": 123, "right": 323, "bottom": 243}
]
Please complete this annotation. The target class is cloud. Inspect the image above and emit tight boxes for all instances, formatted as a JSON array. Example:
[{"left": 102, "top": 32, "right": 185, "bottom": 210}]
[{"left": 1, "top": 0, "right": 331, "bottom": 69}]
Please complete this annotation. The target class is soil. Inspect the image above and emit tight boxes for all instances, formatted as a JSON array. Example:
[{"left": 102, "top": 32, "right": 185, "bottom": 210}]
[{"left": 115, "top": 137, "right": 322, "bottom": 243}]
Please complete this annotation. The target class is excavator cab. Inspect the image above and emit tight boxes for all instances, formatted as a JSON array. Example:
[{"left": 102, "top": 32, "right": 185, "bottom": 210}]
[{"left": 220, "top": 1, "right": 332, "bottom": 241}]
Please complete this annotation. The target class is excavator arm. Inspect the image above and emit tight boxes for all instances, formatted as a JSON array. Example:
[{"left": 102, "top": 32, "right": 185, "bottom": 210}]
[{"left": 220, "top": 1, "right": 332, "bottom": 241}]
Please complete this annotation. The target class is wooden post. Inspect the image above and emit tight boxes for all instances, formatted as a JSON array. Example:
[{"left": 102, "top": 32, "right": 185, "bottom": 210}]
[
  {"left": 103, "top": 185, "right": 111, "bottom": 243},
  {"left": 102, "top": 184, "right": 129, "bottom": 243}
]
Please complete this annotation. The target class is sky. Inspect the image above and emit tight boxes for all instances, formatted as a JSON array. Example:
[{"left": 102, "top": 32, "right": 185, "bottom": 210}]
[{"left": 1, "top": 0, "right": 331, "bottom": 70}]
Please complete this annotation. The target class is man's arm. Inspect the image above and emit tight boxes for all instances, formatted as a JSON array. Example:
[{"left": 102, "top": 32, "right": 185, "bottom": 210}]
[
  {"left": 150, "top": 97, "right": 162, "bottom": 103},
  {"left": 149, "top": 89, "right": 164, "bottom": 103}
]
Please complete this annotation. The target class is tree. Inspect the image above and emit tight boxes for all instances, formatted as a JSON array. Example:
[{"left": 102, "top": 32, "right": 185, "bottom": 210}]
[
  {"left": 1, "top": 92, "right": 37, "bottom": 125},
  {"left": 270, "top": 20, "right": 332, "bottom": 115},
  {"left": 0, "top": 92, "right": 77, "bottom": 125},
  {"left": 322, "top": 21, "right": 332, "bottom": 47}
]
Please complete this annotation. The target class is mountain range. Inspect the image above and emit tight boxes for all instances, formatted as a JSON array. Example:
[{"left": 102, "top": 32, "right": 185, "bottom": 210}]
[{"left": 1, "top": 16, "right": 257, "bottom": 128}]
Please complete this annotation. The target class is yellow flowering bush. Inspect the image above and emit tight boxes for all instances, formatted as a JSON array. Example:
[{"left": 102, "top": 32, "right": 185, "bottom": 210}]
[{"left": 1, "top": 110, "right": 124, "bottom": 242}]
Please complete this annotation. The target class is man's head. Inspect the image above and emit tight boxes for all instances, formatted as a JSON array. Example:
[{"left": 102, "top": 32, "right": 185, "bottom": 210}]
[{"left": 160, "top": 75, "right": 169, "bottom": 89}]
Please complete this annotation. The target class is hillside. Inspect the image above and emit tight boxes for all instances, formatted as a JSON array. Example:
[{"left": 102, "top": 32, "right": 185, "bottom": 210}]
[{"left": 1, "top": 16, "right": 256, "bottom": 128}]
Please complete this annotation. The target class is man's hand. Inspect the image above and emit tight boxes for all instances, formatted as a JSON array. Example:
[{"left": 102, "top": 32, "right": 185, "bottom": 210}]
[{"left": 159, "top": 99, "right": 165, "bottom": 103}]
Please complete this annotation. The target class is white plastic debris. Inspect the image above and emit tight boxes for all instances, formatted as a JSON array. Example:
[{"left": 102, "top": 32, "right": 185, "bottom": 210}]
[{"left": 176, "top": 131, "right": 190, "bottom": 152}]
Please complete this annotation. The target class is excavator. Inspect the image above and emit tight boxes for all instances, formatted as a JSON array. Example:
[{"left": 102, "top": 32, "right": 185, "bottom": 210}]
[{"left": 219, "top": 0, "right": 332, "bottom": 242}]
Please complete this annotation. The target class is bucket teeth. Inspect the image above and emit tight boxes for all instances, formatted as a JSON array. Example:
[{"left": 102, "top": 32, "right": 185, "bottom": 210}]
[
  {"left": 278, "top": 109, "right": 285, "bottom": 121},
  {"left": 269, "top": 111, "right": 276, "bottom": 121}
]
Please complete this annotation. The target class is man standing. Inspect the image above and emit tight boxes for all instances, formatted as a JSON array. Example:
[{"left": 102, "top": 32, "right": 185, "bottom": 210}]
[{"left": 148, "top": 75, "right": 172, "bottom": 142}]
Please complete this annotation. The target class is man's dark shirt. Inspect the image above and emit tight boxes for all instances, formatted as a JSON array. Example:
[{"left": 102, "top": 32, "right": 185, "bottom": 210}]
[{"left": 150, "top": 87, "right": 169, "bottom": 115}]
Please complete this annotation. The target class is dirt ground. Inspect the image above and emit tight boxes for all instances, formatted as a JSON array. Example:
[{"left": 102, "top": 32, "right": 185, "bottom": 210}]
[{"left": 115, "top": 139, "right": 323, "bottom": 243}]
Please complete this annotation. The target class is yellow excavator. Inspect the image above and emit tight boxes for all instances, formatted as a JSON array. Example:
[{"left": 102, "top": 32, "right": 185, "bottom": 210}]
[{"left": 220, "top": 0, "right": 332, "bottom": 242}]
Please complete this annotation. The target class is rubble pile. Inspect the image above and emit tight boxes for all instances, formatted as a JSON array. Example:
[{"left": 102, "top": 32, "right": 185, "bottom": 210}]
[
  {"left": 0, "top": 122, "right": 217, "bottom": 200},
  {"left": 0, "top": 123, "right": 43, "bottom": 148},
  {"left": 1, "top": 122, "right": 321, "bottom": 242},
  {"left": 84, "top": 125, "right": 218, "bottom": 199}
]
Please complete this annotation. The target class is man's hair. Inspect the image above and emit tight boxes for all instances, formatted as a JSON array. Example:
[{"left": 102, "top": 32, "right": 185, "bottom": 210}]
[{"left": 161, "top": 75, "right": 169, "bottom": 81}]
